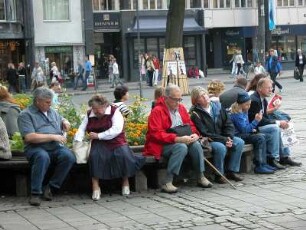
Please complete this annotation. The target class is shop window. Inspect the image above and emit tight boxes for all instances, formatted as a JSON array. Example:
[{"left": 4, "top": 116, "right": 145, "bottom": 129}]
[
  {"left": 297, "top": 36, "right": 306, "bottom": 51},
  {"left": 45, "top": 46, "right": 73, "bottom": 76},
  {"left": 43, "top": 0, "right": 69, "bottom": 20},
  {"left": 92, "top": 0, "right": 116, "bottom": 11},
  {"left": 271, "top": 35, "right": 295, "bottom": 61}
]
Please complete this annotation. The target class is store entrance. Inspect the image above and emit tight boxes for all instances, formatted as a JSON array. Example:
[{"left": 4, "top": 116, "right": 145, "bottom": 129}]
[{"left": 94, "top": 32, "right": 121, "bottom": 79}]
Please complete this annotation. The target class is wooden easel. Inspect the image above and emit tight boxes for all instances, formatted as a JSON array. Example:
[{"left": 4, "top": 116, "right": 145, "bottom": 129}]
[{"left": 161, "top": 47, "right": 189, "bottom": 95}]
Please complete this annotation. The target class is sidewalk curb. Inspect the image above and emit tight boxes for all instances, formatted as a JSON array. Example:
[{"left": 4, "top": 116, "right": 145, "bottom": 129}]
[{"left": 66, "top": 74, "right": 293, "bottom": 96}]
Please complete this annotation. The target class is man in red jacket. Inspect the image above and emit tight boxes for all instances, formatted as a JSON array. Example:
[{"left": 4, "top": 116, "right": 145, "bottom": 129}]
[{"left": 144, "top": 84, "right": 212, "bottom": 193}]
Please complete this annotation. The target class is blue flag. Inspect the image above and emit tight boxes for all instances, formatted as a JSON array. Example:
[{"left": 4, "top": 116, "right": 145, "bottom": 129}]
[{"left": 269, "top": 0, "right": 276, "bottom": 30}]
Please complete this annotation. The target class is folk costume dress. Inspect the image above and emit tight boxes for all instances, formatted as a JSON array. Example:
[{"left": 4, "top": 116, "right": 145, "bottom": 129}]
[{"left": 74, "top": 105, "right": 145, "bottom": 180}]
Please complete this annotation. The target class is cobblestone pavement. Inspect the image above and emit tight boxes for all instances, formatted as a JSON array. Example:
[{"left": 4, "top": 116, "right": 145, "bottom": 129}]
[{"left": 1, "top": 72, "right": 306, "bottom": 230}]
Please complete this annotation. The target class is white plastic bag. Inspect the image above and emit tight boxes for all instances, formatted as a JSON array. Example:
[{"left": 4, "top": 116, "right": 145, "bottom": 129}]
[
  {"left": 72, "top": 140, "right": 91, "bottom": 164},
  {"left": 281, "top": 122, "right": 299, "bottom": 147}
]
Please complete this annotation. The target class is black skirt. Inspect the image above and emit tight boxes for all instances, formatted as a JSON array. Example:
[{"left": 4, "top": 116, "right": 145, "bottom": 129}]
[{"left": 89, "top": 141, "right": 145, "bottom": 180}]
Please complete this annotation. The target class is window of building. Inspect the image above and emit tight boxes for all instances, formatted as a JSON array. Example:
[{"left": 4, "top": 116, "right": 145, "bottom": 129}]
[
  {"left": 203, "top": 0, "right": 209, "bottom": 8},
  {"left": 298, "top": 36, "right": 306, "bottom": 51},
  {"left": 298, "top": 0, "right": 306, "bottom": 5},
  {"left": 43, "top": 0, "right": 69, "bottom": 20},
  {"left": 271, "top": 35, "right": 295, "bottom": 61},
  {"left": 120, "top": 0, "right": 137, "bottom": 10},
  {"left": 92, "top": 0, "right": 115, "bottom": 11},
  {"left": 0, "top": 0, "right": 17, "bottom": 21},
  {"left": 190, "top": 0, "right": 201, "bottom": 8},
  {"left": 277, "top": 0, "right": 294, "bottom": 6},
  {"left": 142, "top": 0, "right": 163, "bottom": 9},
  {"left": 235, "top": 0, "right": 252, "bottom": 7},
  {"left": 184, "top": 36, "right": 196, "bottom": 67},
  {"left": 213, "top": 0, "right": 231, "bottom": 8},
  {"left": 45, "top": 46, "right": 73, "bottom": 75}
]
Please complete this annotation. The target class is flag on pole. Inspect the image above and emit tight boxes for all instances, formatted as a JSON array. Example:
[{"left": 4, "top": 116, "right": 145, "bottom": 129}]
[{"left": 269, "top": 0, "right": 276, "bottom": 30}]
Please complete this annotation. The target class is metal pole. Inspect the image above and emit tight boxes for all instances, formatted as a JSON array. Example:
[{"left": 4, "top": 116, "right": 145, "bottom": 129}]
[{"left": 136, "top": 0, "right": 143, "bottom": 98}]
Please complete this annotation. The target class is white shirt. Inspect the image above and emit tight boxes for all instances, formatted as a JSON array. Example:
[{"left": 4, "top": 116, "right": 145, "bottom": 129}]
[
  {"left": 74, "top": 106, "right": 124, "bottom": 141},
  {"left": 112, "top": 62, "right": 119, "bottom": 75}
]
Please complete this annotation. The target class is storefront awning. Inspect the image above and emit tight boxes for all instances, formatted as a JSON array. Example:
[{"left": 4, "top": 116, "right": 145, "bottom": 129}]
[{"left": 126, "top": 16, "right": 206, "bottom": 36}]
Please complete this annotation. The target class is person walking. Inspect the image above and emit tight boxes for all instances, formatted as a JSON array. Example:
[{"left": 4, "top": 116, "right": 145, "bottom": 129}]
[
  {"left": 265, "top": 48, "right": 283, "bottom": 93},
  {"left": 7, "top": 63, "right": 18, "bottom": 93},
  {"left": 295, "top": 49, "right": 306, "bottom": 82},
  {"left": 111, "top": 58, "right": 123, "bottom": 88},
  {"left": 82, "top": 56, "right": 92, "bottom": 91},
  {"left": 74, "top": 61, "right": 84, "bottom": 90}
]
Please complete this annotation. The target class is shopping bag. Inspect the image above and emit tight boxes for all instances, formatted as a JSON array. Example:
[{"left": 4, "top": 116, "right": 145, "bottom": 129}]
[
  {"left": 281, "top": 122, "right": 299, "bottom": 147},
  {"left": 72, "top": 140, "right": 91, "bottom": 164}
]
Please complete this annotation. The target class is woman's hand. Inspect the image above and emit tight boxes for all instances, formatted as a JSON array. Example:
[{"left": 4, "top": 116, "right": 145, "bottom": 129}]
[{"left": 89, "top": 132, "right": 99, "bottom": 140}]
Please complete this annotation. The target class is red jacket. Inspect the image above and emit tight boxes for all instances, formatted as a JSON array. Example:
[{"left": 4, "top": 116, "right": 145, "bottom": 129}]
[
  {"left": 143, "top": 97, "right": 198, "bottom": 160},
  {"left": 152, "top": 58, "right": 160, "bottom": 70}
]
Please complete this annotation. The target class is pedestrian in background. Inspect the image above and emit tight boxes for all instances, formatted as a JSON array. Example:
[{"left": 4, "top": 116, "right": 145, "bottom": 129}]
[
  {"left": 7, "top": 63, "right": 18, "bottom": 93},
  {"left": 17, "top": 62, "right": 27, "bottom": 93},
  {"left": 295, "top": 49, "right": 306, "bottom": 82},
  {"left": 265, "top": 48, "right": 283, "bottom": 93},
  {"left": 82, "top": 56, "right": 92, "bottom": 91},
  {"left": 31, "top": 62, "right": 46, "bottom": 90},
  {"left": 74, "top": 61, "right": 84, "bottom": 90},
  {"left": 111, "top": 58, "right": 123, "bottom": 88}
]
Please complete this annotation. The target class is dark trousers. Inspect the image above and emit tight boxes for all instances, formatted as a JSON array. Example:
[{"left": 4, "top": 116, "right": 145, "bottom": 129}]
[
  {"left": 298, "top": 65, "right": 304, "bottom": 82},
  {"left": 270, "top": 72, "right": 282, "bottom": 92},
  {"left": 82, "top": 71, "right": 90, "bottom": 90}
]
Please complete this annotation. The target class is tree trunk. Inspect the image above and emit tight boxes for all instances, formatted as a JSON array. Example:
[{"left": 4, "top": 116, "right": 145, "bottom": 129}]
[
  {"left": 165, "top": 0, "right": 185, "bottom": 48},
  {"left": 162, "top": 0, "right": 189, "bottom": 95}
]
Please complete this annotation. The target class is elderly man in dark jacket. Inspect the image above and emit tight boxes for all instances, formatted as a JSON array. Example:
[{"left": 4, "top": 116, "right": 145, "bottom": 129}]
[
  {"left": 220, "top": 77, "right": 248, "bottom": 109},
  {"left": 248, "top": 78, "right": 301, "bottom": 169},
  {"left": 190, "top": 86, "right": 244, "bottom": 184}
]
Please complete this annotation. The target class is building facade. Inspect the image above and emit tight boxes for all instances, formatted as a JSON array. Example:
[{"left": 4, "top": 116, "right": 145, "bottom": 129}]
[
  {"left": 32, "top": 0, "right": 84, "bottom": 80},
  {"left": 84, "top": 0, "right": 306, "bottom": 81},
  {"left": 0, "top": 0, "right": 33, "bottom": 84}
]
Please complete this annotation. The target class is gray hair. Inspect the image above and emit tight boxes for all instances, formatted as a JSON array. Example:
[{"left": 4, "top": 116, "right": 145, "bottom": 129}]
[
  {"left": 165, "top": 84, "right": 180, "bottom": 97},
  {"left": 33, "top": 87, "right": 54, "bottom": 102},
  {"left": 191, "top": 86, "right": 208, "bottom": 105}
]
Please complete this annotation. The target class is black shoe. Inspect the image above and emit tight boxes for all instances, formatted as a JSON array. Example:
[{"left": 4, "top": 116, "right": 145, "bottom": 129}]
[
  {"left": 43, "top": 184, "right": 53, "bottom": 201},
  {"left": 268, "top": 158, "right": 286, "bottom": 170},
  {"left": 279, "top": 157, "right": 302, "bottom": 167},
  {"left": 215, "top": 175, "right": 227, "bottom": 184},
  {"left": 226, "top": 172, "right": 243, "bottom": 182},
  {"left": 29, "top": 195, "right": 41, "bottom": 206}
]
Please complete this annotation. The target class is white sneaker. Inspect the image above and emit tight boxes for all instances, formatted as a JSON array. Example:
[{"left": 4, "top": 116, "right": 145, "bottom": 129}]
[
  {"left": 197, "top": 176, "right": 213, "bottom": 188},
  {"left": 161, "top": 182, "right": 178, "bottom": 193},
  {"left": 122, "top": 186, "right": 130, "bottom": 196},
  {"left": 92, "top": 189, "right": 101, "bottom": 201}
]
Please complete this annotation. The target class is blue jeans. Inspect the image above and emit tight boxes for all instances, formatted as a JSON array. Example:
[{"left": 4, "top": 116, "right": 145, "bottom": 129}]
[
  {"left": 258, "top": 124, "right": 282, "bottom": 159},
  {"left": 162, "top": 141, "right": 205, "bottom": 176},
  {"left": 83, "top": 71, "right": 90, "bottom": 90},
  {"left": 210, "top": 137, "right": 244, "bottom": 174},
  {"left": 238, "top": 133, "right": 269, "bottom": 165},
  {"left": 25, "top": 145, "right": 76, "bottom": 195},
  {"left": 74, "top": 74, "right": 84, "bottom": 89}
]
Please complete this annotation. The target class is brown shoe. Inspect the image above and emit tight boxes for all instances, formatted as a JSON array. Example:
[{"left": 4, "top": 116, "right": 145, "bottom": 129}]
[
  {"left": 215, "top": 175, "right": 227, "bottom": 184},
  {"left": 197, "top": 176, "right": 213, "bottom": 188},
  {"left": 226, "top": 172, "right": 243, "bottom": 182},
  {"left": 279, "top": 157, "right": 302, "bottom": 167}
]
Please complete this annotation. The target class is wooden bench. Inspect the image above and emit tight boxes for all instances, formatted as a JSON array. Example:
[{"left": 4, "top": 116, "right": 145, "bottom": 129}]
[
  {"left": 133, "top": 144, "right": 254, "bottom": 192},
  {"left": 0, "top": 144, "right": 253, "bottom": 196}
]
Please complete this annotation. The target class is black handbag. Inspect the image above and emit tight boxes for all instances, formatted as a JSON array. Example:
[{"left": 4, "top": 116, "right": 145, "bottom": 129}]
[
  {"left": 294, "top": 67, "right": 300, "bottom": 80},
  {"left": 167, "top": 124, "right": 192, "bottom": 136}
]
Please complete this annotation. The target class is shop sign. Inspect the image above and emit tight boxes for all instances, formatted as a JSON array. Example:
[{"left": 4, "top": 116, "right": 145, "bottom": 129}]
[
  {"left": 225, "top": 30, "right": 240, "bottom": 37},
  {"left": 93, "top": 12, "right": 120, "bottom": 32},
  {"left": 272, "top": 27, "right": 290, "bottom": 35},
  {"left": 45, "top": 46, "right": 72, "bottom": 53}
]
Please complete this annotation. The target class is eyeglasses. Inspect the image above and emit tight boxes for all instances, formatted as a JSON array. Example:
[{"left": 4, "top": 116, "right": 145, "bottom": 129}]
[{"left": 168, "top": 96, "right": 183, "bottom": 102}]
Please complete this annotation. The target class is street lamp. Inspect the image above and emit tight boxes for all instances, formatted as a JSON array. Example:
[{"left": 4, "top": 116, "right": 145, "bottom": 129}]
[{"left": 136, "top": 0, "right": 143, "bottom": 98}]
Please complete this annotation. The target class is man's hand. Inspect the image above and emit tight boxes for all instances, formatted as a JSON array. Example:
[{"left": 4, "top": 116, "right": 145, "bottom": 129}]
[
  {"left": 62, "top": 120, "right": 71, "bottom": 131},
  {"left": 189, "top": 133, "right": 199, "bottom": 143},
  {"left": 226, "top": 137, "right": 233, "bottom": 148},
  {"left": 53, "top": 134, "right": 67, "bottom": 145},
  {"left": 255, "top": 112, "right": 262, "bottom": 122},
  {"left": 279, "top": 120, "right": 289, "bottom": 129}
]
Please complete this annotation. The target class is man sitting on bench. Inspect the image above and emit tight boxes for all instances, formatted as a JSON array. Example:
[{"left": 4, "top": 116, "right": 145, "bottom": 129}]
[
  {"left": 18, "top": 87, "right": 76, "bottom": 206},
  {"left": 144, "top": 84, "right": 212, "bottom": 193}
]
